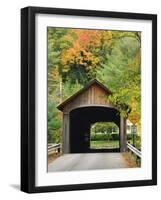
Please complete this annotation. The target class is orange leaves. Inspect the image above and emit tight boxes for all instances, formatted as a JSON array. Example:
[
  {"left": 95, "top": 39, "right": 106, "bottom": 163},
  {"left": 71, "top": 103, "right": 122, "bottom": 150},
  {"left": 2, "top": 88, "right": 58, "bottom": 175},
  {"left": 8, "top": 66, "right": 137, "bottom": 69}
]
[
  {"left": 60, "top": 29, "right": 115, "bottom": 84},
  {"left": 61, "top": 29, "right": 102, "bottom": 72},
  {"left": 61, "top": 47, "right": 79, "bottom": 65},
  {"left": 61, "top": 48, "right": 99, "bottom": 70},
  {"left": 74, "top": 29, "right": 102, "bottom": 49}
]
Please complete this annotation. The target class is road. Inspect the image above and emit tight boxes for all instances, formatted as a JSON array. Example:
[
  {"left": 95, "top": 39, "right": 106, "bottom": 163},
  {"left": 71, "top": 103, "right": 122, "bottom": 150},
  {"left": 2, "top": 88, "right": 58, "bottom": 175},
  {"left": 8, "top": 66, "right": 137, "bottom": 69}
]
[{"left": 48, "top": 153, "right": 129, "bottom": 172}]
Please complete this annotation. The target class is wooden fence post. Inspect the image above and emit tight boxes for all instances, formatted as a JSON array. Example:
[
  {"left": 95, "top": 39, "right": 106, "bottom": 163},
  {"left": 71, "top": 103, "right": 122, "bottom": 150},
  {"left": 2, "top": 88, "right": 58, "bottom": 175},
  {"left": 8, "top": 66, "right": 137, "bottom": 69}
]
[
  {"left": 120, "top": 116, "right": 127, "bottom": 152},
  {"left": 62, "top": 113, "right": 70, "bottom": 153}
]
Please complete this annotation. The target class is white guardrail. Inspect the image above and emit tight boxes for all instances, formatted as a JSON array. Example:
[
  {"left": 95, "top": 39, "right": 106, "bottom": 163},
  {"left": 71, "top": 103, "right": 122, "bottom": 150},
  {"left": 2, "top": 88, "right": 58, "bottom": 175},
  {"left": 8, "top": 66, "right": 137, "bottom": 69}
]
[
  {"left": 48, "top": 143, "right": 61, "bottom": 154},
  {"left": 127, "top": 142, "right": 141, "bottom": 158}
]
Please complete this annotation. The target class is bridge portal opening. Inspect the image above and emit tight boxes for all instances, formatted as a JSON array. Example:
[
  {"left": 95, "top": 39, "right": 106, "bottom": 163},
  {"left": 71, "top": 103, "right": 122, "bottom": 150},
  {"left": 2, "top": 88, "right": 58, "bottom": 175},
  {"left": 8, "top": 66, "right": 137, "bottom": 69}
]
[
  {"left": 90, "top": 122, "right": 119, "bottom": 150},
  {"left": 69, "top": 106, "right": 121, "bottom": 153}
]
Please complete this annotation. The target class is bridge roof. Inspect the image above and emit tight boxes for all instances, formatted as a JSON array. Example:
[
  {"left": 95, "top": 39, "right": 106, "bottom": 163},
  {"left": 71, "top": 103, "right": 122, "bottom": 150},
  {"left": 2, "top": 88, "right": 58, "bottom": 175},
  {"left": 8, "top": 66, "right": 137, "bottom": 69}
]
[{"left": 57, "top": 79, "right": 112, "bottom": 111}]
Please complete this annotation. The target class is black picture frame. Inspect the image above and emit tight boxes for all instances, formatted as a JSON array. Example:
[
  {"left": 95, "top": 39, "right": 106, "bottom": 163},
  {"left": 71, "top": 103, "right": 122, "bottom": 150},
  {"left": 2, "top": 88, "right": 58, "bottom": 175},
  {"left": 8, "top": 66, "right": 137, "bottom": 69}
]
[{"left": 21, "top": 6, "right": 157, "bottom": 193}]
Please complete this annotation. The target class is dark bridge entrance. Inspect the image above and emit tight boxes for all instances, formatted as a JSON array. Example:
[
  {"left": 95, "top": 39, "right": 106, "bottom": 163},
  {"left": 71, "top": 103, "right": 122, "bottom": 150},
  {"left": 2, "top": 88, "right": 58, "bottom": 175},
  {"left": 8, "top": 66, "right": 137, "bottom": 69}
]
[
  {"left": 57, "top": 79, "right": 127, "bottom": 154},
  {"left": 70, "top": 106, "right": 120, "bottom": 153}
]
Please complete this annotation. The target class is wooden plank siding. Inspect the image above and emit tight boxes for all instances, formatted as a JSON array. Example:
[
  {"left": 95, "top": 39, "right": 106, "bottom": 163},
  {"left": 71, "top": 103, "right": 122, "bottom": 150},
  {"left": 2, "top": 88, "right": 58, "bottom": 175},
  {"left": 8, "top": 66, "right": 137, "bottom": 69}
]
[
  {"left": 57, "top": 79, "right": 127, "bottom": 153},
  {"left": 62, "top": 83, "right": 112, "bottom": 113}
]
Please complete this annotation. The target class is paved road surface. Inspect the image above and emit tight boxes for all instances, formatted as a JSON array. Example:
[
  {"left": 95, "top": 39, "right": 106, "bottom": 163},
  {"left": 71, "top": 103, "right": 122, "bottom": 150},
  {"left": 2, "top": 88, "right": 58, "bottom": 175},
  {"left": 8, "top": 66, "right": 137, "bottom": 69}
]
[{"left": 48, "top": 153, "right": 128, "bottom": 172}]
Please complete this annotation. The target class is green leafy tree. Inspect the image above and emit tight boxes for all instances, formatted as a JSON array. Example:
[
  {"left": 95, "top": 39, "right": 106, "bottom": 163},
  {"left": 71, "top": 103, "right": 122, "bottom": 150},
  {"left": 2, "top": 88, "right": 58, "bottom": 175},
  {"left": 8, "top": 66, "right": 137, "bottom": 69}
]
[
  {"left": 48, "top": 100, "right": 61, "bottom": 143},
  {"left": 97, "top": 33, "right": 141, "bottom": 119}
]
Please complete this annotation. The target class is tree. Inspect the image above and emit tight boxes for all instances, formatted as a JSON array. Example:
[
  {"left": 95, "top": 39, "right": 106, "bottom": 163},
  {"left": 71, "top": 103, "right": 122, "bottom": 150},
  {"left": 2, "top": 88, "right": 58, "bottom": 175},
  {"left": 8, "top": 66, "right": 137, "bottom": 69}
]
[
  {"left": 60, "top": 29, "right": 102, "bottom": 84},
  {"left": 48, "top": 28, "right": 74, "bottom": 143},
  {"left": 48, "top": 100, "right": 61, "bottom": 143},
  {"left": 91, "top": 122, "right": 118, "bottom": 134},
  {"left": 47, "top": 28, "right": 141, "bottom": 144},
  {"left": 97, "top": 32, "right": 141, "bottom": 120}
]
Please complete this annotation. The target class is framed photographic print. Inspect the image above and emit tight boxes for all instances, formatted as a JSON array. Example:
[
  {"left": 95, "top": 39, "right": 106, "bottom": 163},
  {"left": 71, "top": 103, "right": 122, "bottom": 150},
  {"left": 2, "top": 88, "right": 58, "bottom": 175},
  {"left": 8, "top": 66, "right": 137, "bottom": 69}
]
[{"left": 21, "top": 6, "right": 157, "bottom": 193}]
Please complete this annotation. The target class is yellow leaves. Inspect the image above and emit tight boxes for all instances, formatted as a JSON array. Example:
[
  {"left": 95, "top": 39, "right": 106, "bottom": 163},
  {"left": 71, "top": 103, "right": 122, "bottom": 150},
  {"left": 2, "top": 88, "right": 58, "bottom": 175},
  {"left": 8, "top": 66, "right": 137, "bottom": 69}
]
[
  {"left": 128, "top": 49, "right": 141, "bottom": 70},
  {"left": 81, "top": 50, "right": 99, "bottom": 66},
  {"left": 63, "top": 30, "right": 75, "bottom": 45},
  {"left": 128, "top": 111, "right": 140, "bottom": 125},
  {"left": 128, "top": 98, "right": 140, "bottom": 124},
  {"left": 102, "top": 31, "right": 113, "bottom": 46},
  {"left": 103, "top": 30, "right": 112, "bottom": 40},
  {"left": 62, "top": 65, "right": 70, "bottom": 72},
  {"left": 49, "top": 65, "right": 60, "bottom": 80},
  {"left": 134, "top": 50, "right": 141, "bottom": 67}
]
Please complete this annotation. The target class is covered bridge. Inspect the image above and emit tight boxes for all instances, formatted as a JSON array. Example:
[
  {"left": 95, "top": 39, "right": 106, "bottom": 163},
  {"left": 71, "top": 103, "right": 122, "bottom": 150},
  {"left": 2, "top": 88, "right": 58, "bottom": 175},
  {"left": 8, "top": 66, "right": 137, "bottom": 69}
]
[{"left": 57, "top": 79, "right": 127, "bottom": 153}]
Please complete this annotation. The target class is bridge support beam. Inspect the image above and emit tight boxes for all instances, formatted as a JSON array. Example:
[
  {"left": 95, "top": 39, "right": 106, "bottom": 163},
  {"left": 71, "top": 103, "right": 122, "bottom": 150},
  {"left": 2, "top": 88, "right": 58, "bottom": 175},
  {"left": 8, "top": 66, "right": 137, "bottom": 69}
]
[
  {"left": 120, "top": 116, "right": 127, "bottom": 152},
  {"left": 62, "top": 113, "right": 70, "bottom": 153}
]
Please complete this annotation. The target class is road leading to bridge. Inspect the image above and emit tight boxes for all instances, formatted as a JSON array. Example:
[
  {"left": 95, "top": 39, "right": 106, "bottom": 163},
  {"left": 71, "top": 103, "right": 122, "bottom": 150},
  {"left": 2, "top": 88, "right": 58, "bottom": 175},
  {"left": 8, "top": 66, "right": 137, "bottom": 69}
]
[{"left": 48, "top": 153, "right": 130, "bottom": 172}]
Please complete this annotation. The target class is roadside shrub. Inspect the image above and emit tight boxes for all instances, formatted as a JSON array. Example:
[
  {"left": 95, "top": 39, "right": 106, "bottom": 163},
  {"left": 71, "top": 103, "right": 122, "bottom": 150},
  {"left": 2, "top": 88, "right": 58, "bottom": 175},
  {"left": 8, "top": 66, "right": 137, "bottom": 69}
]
[
  {"left": 135, "top": 135, "right": 141, "bottom": 150},
  {"left": 111, "top": 133, "right": 119, "bottom": 140},
  {"left": 127, "top": 134, "right": 141, "bottom": 150},
  {"left": 127, "top": 134, "right": 133, "bottom": 141},
  {"left": 91, "top": 133, "right": 119, "bottom": 141}
]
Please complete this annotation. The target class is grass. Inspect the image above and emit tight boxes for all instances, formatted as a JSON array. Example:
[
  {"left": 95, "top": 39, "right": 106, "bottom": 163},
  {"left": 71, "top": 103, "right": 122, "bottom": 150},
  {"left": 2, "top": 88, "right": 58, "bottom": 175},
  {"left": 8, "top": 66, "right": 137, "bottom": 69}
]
[{"left": 90, "top": 140, "right": 119, "bottom": 149}]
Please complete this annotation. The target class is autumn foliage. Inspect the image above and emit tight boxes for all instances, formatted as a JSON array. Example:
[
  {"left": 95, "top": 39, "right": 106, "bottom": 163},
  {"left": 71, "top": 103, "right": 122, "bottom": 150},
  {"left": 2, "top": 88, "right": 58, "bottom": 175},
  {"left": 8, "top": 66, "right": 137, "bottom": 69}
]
[{"left": 47, "top": 27, "right": 141, "bottom": 143}]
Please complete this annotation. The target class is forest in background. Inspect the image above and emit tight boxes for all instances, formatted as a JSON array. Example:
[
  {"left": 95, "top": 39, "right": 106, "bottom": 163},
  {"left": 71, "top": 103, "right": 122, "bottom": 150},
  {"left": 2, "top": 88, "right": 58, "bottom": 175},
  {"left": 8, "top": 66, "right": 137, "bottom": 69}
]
[{"left": 47, "top": 27, "right": 141, "bottom": 144}]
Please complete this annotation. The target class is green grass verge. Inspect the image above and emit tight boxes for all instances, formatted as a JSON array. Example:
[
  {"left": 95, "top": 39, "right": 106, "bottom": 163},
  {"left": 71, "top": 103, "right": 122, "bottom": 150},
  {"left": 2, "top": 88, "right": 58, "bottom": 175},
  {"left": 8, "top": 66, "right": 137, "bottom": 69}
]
[{"left": 90, "top": 140, "right": 119, "bottom": 149}]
